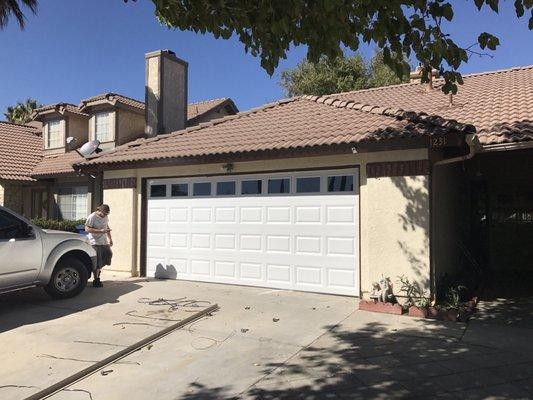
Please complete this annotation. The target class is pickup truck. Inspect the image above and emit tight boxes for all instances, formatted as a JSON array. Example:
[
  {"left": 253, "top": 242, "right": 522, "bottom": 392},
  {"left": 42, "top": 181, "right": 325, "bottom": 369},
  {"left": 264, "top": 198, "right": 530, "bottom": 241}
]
[{"left": 0, "top": 206, "right": 96, "bottom": 298}]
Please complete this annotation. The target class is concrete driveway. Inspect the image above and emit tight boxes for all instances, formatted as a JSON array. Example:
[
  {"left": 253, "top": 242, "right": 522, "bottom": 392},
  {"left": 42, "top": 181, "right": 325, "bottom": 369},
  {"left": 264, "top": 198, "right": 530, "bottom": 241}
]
[
  {"left": 1, "top": 274, "right": 532, "bottom": 400},
  {"left": 0, "top": 272, "right": 355, "bottom": 400}
]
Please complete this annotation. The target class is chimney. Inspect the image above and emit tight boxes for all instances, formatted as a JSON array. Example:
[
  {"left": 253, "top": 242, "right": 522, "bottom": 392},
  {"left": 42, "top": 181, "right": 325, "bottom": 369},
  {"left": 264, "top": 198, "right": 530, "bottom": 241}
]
[
  {"left": 409, "top": 65, "right": 439, "bottom": 88},
  {"left": 145, "top": 50, "right": 188, "bottom": 137}
]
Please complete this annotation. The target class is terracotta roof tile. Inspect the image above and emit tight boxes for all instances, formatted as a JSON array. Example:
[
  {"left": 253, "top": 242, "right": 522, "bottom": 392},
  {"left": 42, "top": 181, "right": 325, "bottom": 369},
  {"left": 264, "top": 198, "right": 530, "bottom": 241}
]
[
  {"left": 33, "top": 103, "right": 89, "bottom": 118},
  {"left": 79, "top": 97, "right": 463, "bottom": 167},
  {"left": 29, "top": 96, "right": 237, "bottom": 176},
  {"left": 331, "top": 65, "right": 533, "bottom": 145},
  {"left": 187, "top": 98, "right": 235, "bottom": 120},
  {"left": 31, "top": 151, "right": 84, "bottom": 178},
  {"left": 79, "top": 93, "right": 145, "bottom": 111},
  {"left": 0, "top": 122, "right": 42, "bottom": 181}
]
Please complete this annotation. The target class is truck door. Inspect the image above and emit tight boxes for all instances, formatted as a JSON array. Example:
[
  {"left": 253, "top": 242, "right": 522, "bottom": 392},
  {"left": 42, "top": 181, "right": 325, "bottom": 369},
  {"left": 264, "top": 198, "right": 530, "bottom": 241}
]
[{"left": 0, "top": 209, "right": 42, "bottom": 289}]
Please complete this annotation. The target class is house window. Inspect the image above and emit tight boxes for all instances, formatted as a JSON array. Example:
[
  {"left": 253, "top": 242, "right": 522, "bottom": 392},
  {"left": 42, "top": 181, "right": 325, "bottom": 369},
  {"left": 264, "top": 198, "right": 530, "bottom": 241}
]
[
  {"left": 241, "top": 180, "right": 262, "bottom": 195},
  {"left": 268, "top": 178, "right": 290, "bottom": 194},
  {"left": 47, "top": 120, "right": 62, "bottom": 149},
  {"left": 57, "top": 187, "right": 88, "bottom": 220},
  {"left": 296, "top": 177, "right": 321, "bottom": 193},
  {"left": 150, "top": 184, "right": 167, "bottom": 198},
  {"left": 327, "top": 175, "right": 354, "bottom": 192},
  {"left": 171, "top": 183, "right": 188, "bottom": 197},
  {"left": 193, "top": 182, "right": 211, "bottom": 196},
  {"left": 95, "top": 112, "right": 111, "bottom": 142},
  {"left": 217, "top": 181, "right": 236, "bottom": 195}
]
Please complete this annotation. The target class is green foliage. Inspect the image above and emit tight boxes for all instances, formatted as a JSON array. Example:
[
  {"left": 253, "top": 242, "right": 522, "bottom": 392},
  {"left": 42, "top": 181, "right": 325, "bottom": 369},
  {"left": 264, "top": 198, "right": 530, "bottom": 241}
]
[
  {"left": 4, "top": 98, "right": 41, "bottom": 124},
  {"left": 31, "top": 218, "right": 85, "bottom": 233},
  {"left": 396, "top": 275, "right": 431, "bottom": 308},
  {"left": 0, "top": 0, "right": 37, "bottom": 29},
  {"left": 124, "top": 0, "right": 533, "bottom": 94},
  {"left": 279, "top": 52, "right": 406, "bottom": 97},
  {"left": 443, "top": 285, "right": 467, "bottom": 309}
]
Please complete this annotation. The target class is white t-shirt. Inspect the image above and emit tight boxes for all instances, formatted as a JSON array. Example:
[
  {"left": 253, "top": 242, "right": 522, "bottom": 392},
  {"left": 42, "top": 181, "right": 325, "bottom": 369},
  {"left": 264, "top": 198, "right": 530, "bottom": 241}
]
[{"left": 85, "top": 212, "right": 109, "bottom": 246}]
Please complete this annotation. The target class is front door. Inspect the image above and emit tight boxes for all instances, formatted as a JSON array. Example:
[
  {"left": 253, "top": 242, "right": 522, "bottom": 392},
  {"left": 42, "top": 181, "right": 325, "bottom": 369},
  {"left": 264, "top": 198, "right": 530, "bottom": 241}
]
[
  {"left": 0, "top": 209, "right": 42, "bottom": 289},
  {"left": 31, "top": 189, "right": 48, "bottom": 219}
]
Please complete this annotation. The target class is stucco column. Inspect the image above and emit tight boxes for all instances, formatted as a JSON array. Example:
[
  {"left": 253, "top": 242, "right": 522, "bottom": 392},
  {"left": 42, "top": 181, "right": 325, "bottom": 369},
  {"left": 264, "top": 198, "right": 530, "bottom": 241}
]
[{"left": 102, "top": 180, "right": 138, "bottom": 275}]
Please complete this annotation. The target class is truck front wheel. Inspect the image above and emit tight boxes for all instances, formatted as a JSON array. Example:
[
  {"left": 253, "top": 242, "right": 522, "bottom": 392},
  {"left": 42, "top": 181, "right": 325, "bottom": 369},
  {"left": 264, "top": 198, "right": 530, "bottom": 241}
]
[{"left": 44, "top": 257, "right": 89, "bottom": 299}]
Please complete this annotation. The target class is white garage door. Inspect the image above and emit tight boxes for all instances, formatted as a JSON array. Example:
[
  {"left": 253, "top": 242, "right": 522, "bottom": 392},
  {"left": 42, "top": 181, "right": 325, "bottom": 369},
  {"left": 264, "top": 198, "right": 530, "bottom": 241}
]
[{"left": 146, "top": 168, "right": 359, "bottom": 296}]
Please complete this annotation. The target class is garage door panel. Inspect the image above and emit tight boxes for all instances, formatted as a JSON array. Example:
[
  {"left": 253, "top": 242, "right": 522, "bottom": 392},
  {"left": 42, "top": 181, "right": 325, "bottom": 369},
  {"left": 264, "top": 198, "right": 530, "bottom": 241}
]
[{"left": 146, "top": 168, "right": 359, "bottom": 296}]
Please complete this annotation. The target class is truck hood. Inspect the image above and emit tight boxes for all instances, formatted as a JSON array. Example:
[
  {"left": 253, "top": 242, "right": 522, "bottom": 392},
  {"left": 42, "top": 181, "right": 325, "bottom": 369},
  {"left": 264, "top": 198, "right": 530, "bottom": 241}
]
[{"left": 41, "top": 229, "right": 90, "bottom": 244}]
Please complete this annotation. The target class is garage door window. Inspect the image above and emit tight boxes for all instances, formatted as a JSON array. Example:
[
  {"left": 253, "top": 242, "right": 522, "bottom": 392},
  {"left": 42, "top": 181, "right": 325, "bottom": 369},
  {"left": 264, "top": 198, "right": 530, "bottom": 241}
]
[
  {"left": 297, "top": 177, "right": 320, "bottom": 193},
  {"left": 328, "top": 175, "right": 354, "bottom": 192},
  {"left": 193, "top": 182, "right": 211, "bottom": 196},
  {"left": 171, "top": 183, "right": 188, "bottom": 197},
  {"left": 242, "top": 179, "right": 262, "bottom": 195},
  {"left": 268, "top": 178, "right": 290, "bottom": 194},
  {"left": 217, "top": 181, "right": 236, "bottom": 195},
  {"left": 151, "top": 184, "right": 167, "bottom": 198}
]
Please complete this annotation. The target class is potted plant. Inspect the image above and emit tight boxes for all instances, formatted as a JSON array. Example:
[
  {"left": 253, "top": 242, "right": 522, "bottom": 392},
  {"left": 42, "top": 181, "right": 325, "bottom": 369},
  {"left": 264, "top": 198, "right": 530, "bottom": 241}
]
[
  {"left": 437, "top": 285, "right": 468, "bottom": 322},
  {"left": 396, "top": 275, "right": 432, "bottom": 317}
]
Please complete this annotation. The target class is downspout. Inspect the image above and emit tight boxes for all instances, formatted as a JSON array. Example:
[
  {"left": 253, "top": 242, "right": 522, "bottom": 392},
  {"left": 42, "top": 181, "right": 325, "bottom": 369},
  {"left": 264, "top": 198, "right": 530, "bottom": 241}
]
[
  {"left": 434, "top": 133, "right": 477, "bottom": 166},
  {"left": 430, "top": 133, "right": 478, "bottom": 300}
]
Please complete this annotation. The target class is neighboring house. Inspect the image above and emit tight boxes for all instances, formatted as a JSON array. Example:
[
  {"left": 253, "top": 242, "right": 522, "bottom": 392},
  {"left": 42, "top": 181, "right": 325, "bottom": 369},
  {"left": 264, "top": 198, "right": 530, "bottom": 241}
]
[
  {"left": 76, "top": 52, "right": 532, "bottom": 299},
  {"left": 0, "top": 50, "right": 238, "bottom": 221}
]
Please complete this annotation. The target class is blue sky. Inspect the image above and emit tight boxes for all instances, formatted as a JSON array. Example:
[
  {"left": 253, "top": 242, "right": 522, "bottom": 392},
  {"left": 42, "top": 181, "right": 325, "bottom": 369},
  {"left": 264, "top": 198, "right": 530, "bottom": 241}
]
[{"left": 0, "top": 0, "right": 531, "bottom": 116}]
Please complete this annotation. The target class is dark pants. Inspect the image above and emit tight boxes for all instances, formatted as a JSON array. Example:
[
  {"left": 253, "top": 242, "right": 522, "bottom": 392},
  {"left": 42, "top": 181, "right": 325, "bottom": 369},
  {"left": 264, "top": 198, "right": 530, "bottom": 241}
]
[{"left": 92, "top": 245, "right": 113, "bottom": 271}]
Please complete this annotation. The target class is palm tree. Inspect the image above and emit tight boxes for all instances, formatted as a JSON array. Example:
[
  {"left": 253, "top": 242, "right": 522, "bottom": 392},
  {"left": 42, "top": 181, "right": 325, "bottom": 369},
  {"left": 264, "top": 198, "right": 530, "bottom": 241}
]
[
  {"left": 0, "top": 0, "right": 38, "bottom": 29},
  {"left": 4, "top": 98, "right": 41, "bottom": 124}
]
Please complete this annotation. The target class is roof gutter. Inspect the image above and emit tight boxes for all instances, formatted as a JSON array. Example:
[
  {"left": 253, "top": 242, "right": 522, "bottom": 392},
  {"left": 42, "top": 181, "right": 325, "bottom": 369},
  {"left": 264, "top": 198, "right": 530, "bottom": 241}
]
[
  {"left": 480, "top": 140, "right": 533, "bottom": 153},
  {"left": 433, "top": 133, "right": 478, "bottom": 166}
]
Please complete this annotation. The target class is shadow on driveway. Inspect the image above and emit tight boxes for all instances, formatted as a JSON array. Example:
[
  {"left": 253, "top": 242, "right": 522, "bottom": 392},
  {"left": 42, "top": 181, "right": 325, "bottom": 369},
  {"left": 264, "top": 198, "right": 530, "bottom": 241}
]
[
  {"left": 0, "top": 278, "right": 146, "bottom": 334},
  {"left": 179, "top": 316, "right": 533, "bottom": 399}
]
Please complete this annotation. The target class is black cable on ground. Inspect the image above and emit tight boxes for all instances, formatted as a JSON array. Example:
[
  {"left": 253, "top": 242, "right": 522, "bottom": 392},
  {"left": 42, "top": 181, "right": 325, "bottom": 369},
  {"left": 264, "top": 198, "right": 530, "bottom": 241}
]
[{"left": 23, "top": 303, "right": 219, "bottom": 400}]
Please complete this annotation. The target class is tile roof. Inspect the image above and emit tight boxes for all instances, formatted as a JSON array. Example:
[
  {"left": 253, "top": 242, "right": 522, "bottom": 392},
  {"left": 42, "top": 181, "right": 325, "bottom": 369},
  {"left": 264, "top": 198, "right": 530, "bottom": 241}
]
[
  {"left": 330, "top": 65, "right": 533, "bottom": 145},
  {"left": 80, "top": 94, "right": 234, "bottom": 120},
  {"left": 31, "top": 151, "right": 84, "bottom": 178},
  {"left": 33, "top": 103, "right": 89, "bottom": 118},
  {"left": 79, "top": 96, "right": 470, "bottom": 167},
  {"left": 187, "top": 98, "right": 236, "bottom": 120},
  {"left": 0, "top": 122, "right": 42, "bottom": 181},
  {"left": 79, "top": 93, "right": 145, "bottom": 111},
  {"left": 30, "top": 96, "right": 238, "bottom": 176}
]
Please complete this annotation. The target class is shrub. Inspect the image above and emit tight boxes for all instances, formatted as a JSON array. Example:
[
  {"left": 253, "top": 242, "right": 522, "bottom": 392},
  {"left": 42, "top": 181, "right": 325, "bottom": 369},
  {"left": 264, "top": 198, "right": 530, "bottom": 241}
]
[{"left": 31, "top": 218, "right": 86, "bottom": 233}]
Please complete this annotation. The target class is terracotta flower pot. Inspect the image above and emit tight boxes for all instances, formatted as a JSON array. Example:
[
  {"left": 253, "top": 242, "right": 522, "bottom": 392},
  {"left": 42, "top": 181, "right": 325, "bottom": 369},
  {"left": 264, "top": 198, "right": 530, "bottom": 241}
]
[
  {"left": 408, "top": 306, "right": 429, "bottom": 318},
  {"left": 437, "top": 308, "right": 458, "bottom": 322}
]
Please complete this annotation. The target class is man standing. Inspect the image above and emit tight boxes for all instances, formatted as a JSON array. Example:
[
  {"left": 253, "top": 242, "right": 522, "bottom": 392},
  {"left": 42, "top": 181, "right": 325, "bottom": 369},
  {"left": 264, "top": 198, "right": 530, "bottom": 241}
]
[{"left": 85, "top": 204, "right": 113, "bottom": 287}]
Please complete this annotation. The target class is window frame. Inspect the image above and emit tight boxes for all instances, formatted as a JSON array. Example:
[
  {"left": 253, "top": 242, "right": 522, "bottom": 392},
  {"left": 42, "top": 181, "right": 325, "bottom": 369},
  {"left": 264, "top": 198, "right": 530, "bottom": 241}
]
[
  {"left": 241, "top": 179, "right": 263, "bottom": 195},
  {"left": 56, "top": 186, "right": 89, "bottom": 220},
  {"left": 216, "top": 181, "right": 236, "bottom": 196},
  {"left": 327, "top": 175, "right": 355, "bottom": 193},
  {"left": 267, "top": 177, "right": 291, "bottom": 195},
  {"left": 46, "top": 119, "right": 63, "bottom": 149},
  {"left": 94, "top": 111, "right": 112, "bottom": 143},
  {"left": 296, "top": 176, "right": 321, "bottom": 194}
]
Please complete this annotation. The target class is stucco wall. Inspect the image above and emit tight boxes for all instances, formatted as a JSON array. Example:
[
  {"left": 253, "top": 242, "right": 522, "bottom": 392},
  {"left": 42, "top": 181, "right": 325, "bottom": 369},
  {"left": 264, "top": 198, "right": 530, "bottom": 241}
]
[
  {"left": 117, "top": 108, "right": 145, "bottom": 146},
  {"left": 103, "top": 149, "right": 431, "bottom": 295},
  {"left": 103, "top": 187, "right": 137, "bottom": 274},
  {"left": 68, "top": 114, "right": 90, "bottom": 147}
]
